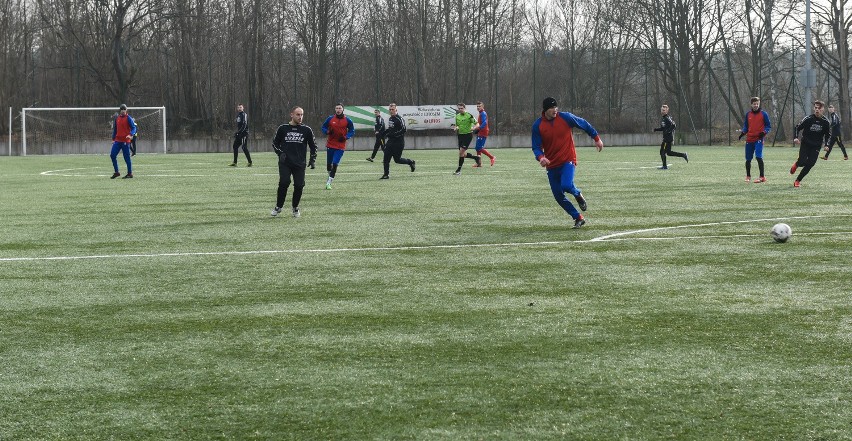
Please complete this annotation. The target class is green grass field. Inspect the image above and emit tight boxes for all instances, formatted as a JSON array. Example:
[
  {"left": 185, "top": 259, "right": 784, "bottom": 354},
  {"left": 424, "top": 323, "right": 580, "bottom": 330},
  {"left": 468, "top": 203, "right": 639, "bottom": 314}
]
[{"left": 1, "top": 146, "right": 850, "bottom": 440}]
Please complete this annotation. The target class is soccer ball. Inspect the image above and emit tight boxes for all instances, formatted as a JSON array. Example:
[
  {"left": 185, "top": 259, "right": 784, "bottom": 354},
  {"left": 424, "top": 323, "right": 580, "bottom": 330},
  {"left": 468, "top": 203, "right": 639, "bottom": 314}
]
[{"left": 770, "top": 223, "right": 792, "bottom": 243}]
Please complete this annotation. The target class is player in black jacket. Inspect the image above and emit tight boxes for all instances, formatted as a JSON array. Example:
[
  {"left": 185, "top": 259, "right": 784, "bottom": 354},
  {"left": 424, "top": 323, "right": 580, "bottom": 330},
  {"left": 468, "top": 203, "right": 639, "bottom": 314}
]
[
  {"left": 270, "top": 106, "right": 317, "bottom": 217},
  {"left": 380, "top": 103, "right": 415, "bottom": 179},
  {"left": 791, "top": 100, "right": 831, "bottom": 187},
  {"left": 653, "top": 104, "right": 688, "bottom": 169},
  {"left": 822, "top": 104, "right": 848, "bottom": 160},
  {"left": 229, "top": 104, "right": 253, "bottom": 167},
  {"left": 367, "top": 109, "right": 385, "bottom": 162}
]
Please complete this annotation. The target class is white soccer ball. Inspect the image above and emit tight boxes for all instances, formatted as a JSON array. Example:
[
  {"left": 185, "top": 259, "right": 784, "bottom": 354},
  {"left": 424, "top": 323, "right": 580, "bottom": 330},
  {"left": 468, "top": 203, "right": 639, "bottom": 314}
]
[{"left": 770, "top": 223, "right": 792, "bottom": 243}]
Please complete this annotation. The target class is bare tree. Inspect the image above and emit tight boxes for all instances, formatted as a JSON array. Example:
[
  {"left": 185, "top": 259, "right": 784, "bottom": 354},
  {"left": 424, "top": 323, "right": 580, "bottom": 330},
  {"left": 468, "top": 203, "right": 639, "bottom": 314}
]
[
  {"left": 289, "top": 0, "right": 360, "bottom": 115},
  {"left": 36, "top": 0, "right": 171, "bottom": 103},
  {"left": 0, "top": 0, "right": 833, "bottom": 142},
  {"left": 613, "top": 0, "right": 723, "bottom": 130},
  {"left": 1, "top": 0, "right": 35, "bottom": 132},
  {"left": 811, "top": 0, "right": 852, "bottom": 139}
]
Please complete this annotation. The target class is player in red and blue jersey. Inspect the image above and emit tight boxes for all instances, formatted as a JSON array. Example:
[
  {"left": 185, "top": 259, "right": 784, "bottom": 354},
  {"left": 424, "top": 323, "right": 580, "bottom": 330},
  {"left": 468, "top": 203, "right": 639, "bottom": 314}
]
[
  {"left": 531, "top": 97, "right": 604, "bottom": 228},
  {"left": 321, "top": 103, "right": 355, "bottom": 189},
  {"left": 109, "top": 104, "right": 137, "bottom": 179},
  {"left": 472, "top": 101, "right": 496, "bottom": 167},
  {"left": 738, "top": 97, "right": 771, "bottom": 183}
]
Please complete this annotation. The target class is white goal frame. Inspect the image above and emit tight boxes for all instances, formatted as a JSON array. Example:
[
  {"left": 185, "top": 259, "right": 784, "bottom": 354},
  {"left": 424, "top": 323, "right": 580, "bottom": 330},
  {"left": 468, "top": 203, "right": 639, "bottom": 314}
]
[{"left": 21, "top": 106, "right": 167, "bottom": 156}]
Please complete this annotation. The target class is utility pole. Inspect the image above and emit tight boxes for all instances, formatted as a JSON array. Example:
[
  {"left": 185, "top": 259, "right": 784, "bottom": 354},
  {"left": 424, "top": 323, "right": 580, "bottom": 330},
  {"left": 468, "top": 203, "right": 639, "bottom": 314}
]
[{"left": 803, "top": 0, "right": 815, "bottom": 110}]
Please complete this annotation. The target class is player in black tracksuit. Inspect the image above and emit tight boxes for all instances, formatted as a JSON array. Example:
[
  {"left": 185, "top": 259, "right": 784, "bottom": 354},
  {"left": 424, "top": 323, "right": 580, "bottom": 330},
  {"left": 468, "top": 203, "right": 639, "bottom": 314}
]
[
  {"left": 822, "top": 104, "right": 848, "bottom": 160},
  {"left": 270, "top": 106, "right": 317, "bottom": 217},
  {"left": 367, "top": 109, "right": 385, "bottom": 162},
  {"left": 653, "top": 104, "right": 688, "bottom": 169},
  {"left": 791, "top": 101, "right": 831, "bottom": 187},
  {"left": 380, "top": 103, "right": 415, "bottom": 179},
  {"left": 230, "top": 104, "right": 252, "bottom": 166}
]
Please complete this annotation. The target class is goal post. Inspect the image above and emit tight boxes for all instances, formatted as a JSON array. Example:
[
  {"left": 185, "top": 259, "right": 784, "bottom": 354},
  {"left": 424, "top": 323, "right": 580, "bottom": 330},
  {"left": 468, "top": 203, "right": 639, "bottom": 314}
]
[{"left": 21, "top": 107, "right": 167, "bottom": 156}]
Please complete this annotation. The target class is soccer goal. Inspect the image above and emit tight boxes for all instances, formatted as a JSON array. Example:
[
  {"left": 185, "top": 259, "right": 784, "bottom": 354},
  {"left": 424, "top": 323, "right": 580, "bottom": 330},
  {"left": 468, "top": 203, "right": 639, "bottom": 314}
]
[{"left": 21, "top": 107, "right": 167, "bottom": 156}]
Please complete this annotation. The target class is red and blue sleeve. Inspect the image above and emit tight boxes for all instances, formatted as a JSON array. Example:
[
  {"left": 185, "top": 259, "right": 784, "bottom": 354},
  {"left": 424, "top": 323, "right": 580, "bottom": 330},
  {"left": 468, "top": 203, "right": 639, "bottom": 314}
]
[
  {"left": 531, "top": 119, "right": 544, "bottom": 160},
  {"left": 346, "top": 117, "right": 355, "bottom": 139},
  {"left": 559, "top": 112, "right": 599, "bottom": 140},
  {"left": 321, "top": 116, "right": 333, "bottom": 135},
  {"left": 762, "top": 111, "right": 771, "bottom": 134}
]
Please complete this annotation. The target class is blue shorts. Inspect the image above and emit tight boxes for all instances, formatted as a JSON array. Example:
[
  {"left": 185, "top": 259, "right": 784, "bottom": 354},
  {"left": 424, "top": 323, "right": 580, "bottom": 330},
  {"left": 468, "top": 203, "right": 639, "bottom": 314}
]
[
  {"left": 745, "top": 140, "right": 764, "bottom": 160},
  {"left": 475, "top": 136, "right": 488, "bottom": 152},
  {"left": 326, "top": 147, "right": 345, "bottom": 165}
]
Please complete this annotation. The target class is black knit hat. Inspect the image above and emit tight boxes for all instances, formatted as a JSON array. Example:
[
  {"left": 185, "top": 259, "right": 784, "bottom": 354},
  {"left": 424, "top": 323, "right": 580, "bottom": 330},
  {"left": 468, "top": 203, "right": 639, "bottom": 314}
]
[
  {"left": 119, "top": 104, "right": 127, "bottom": 110},
  {"left": 542, "top": 97, "right": 558, "bottom": 111}
]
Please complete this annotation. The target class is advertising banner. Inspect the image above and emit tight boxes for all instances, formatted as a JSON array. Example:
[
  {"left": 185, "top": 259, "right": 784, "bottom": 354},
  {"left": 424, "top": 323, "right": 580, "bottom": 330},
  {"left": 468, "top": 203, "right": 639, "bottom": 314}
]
[{"left": 345, "top": 105, "right": 468, "bottom": 131}]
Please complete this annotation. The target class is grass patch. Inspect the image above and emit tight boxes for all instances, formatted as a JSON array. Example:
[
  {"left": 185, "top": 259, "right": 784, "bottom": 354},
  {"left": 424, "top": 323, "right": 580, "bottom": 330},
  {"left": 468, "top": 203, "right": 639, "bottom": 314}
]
[{"left": 1, "top": 146, "right": 850, "bottom": 439}]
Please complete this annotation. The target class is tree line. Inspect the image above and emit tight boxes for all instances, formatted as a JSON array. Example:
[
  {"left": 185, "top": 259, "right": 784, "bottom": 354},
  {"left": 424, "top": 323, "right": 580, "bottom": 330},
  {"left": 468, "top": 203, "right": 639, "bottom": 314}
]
[{"left": 2, "top": 0, "right": 851, "bottom": 141}]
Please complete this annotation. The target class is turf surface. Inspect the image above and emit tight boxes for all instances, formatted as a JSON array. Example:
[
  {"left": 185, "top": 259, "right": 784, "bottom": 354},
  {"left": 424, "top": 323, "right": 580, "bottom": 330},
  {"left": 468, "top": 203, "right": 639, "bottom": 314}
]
[{"left": 1, "top": 146, "right": 850, "bottom": 439}]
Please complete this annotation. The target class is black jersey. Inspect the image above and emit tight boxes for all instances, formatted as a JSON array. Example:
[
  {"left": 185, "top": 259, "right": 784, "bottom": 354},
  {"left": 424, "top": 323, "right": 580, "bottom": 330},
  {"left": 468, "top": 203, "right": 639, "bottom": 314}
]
[
  {"left": 794, "top": 114, "right": 831, "bottom": 148},
  {"left": 272, "top": 123, "right": 317, "bottom": 166},
  {"left": 384, "top": 114, "right": 406, "bottom": 139},
  {"left": 654, "top": 114, "right": 676, "bottom": 141},
  {"left": 236, "top": 111, "right": 248, "bottom": 135},
  {"left": 374, "top": 115, "right": 386, "bottom": 134},
  {"left": 829, "top": 112, "right": 842, "bottom": 136}
]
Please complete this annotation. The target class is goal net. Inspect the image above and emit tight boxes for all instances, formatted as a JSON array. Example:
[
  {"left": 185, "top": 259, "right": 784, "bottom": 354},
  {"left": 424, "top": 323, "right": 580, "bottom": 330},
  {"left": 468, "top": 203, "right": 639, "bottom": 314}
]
[{"left": 22, "top": 107, "right": 167, "bottom": 155}]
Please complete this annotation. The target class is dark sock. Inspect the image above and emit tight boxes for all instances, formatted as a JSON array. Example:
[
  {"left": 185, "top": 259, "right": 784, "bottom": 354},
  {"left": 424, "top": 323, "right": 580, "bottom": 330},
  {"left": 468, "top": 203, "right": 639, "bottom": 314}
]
[
  {"left": 745, "top": 161, "right": 751, "bottom": 176},
  {"left": 330, "top": 164, "right": 338, "bottom": 178},
  {"left": 756, "top": 158, "right": 765, "bottom": 177}
]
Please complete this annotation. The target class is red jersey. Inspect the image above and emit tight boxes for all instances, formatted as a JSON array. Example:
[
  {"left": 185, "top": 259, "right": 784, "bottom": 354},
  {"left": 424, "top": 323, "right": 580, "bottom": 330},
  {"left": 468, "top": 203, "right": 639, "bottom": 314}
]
[
  {"left": 531, "top": 111, "right": 599, "bottom": 169},
  {"left": 477, "top": 110, "right": 489, "bottom": 137},
  {"left": 743, "top": 109, "right": 771, "bottom": 143},
  {"left": 112, "top": 114, "right": 136, "bottom": 142},
  {"left": 321, "top": 114, "right": 355, "bottom": 150}
]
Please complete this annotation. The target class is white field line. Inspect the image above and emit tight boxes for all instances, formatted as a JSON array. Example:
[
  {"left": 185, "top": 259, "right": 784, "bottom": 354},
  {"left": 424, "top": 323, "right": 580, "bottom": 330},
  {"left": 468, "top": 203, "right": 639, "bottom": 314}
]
[
  {"left": 587, "top": 215, "right": 851, "bottom": 242},
  {"left": 39, "top": 166, "right": 521, "bottom": 178},
  {"left": 0, "top": 241, "right": 567, "bottom": 262},
  {"left": 38, "top": 156, "right": 807, "bottom": 178},
  {"left": 2, "top": 216, "right": 850, "bottom": 262},
  {"left": 598, "top": 231, "right": 852, "bottom": 241}
]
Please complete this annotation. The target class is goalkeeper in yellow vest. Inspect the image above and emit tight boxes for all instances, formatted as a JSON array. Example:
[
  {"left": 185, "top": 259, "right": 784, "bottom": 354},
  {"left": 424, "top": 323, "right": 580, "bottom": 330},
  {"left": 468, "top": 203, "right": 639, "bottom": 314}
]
[{"left": 452, "top": 103, "right": 481, "bottom": 175}]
